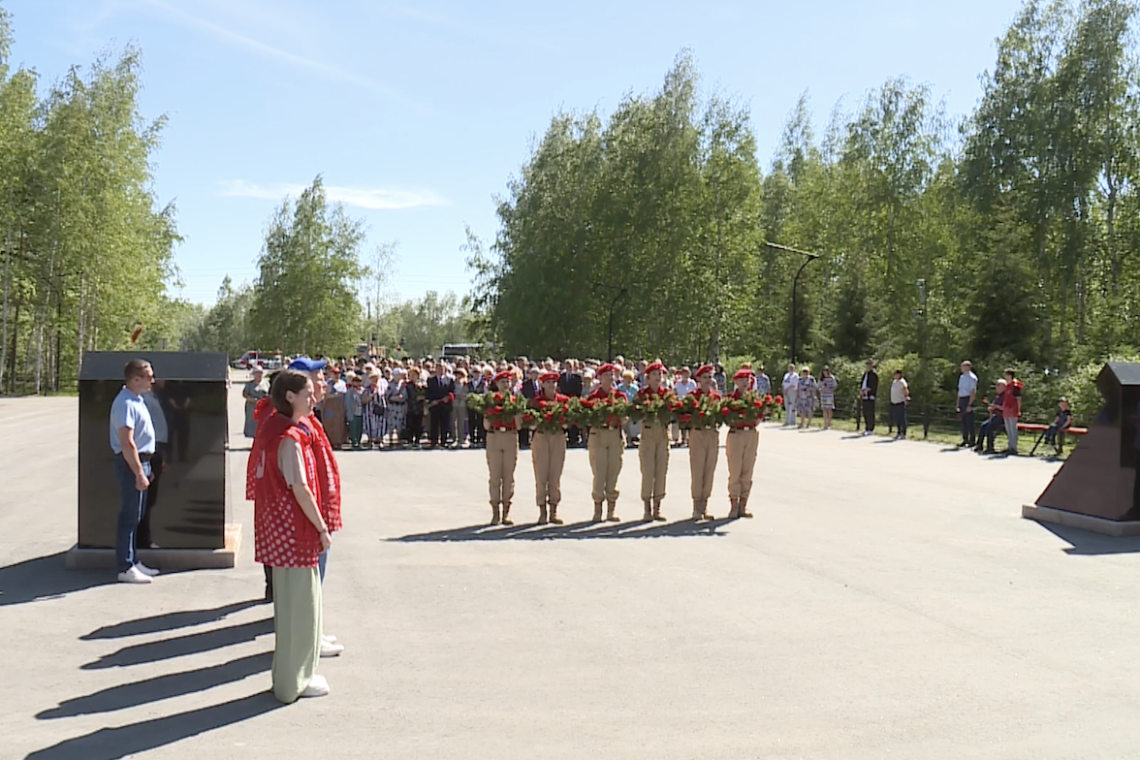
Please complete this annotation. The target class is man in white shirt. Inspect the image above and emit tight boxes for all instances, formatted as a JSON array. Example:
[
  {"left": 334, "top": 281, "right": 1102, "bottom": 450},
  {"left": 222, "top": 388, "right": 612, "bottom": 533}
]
[
  {"left": 672, "top": 367, "right": 697, "bottom": 446},
  {"left": 781, "top": 364, "right": 799, "bottom": 427},
  {"left": 890, "top": 369, "right": 911, "bottom": 440},
  {"left": 956, "top": 360, "right": 979, "bottom": 448},
  {"left": 110, "top": 359, "right": 159, "bottom": 584}
]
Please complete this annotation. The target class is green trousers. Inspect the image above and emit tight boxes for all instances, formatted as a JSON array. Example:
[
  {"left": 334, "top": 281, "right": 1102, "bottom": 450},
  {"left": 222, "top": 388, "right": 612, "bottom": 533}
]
[{"left": 272, "top": 566, "right": 323, "bottom": 704}]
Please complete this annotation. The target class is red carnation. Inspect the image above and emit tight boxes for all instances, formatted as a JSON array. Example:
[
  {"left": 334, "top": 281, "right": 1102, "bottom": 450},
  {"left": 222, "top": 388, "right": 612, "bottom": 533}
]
[
  {"left": 775, "top": 395, "right": 783, "bottom": 406},
  {"left": 493, "top": 393, "right": 504, "bottom": 403}
]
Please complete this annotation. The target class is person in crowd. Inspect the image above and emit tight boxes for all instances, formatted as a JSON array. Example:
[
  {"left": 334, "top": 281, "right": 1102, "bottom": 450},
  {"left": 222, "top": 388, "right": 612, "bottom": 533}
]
[
  {"left": 426, "top": 362, "right": 456, "bottom": 448},
  {"left": 452, "top": 367, "right": 470, "bottom": 447},
  {"left": 530, "top": 370, "right": 568, "bottom": 525},
  {"left": 485, "top": 370, "right": 521, "bottom": 526},
  {"left": 859, "top": 359, "right": 879, "bottom": 436},
  {"left": 714, "top": 364, "right": 727, "bottom": 395},
  {"left": 1043, "top": 397, "right": 1072, "bottom": 451},
  {"left": 518, "top": 365, "right": 540, "bottom": 449},
  {"left": 726, "top": 368, "right": 759, "bottom": 520},
  {"left": 976, "top": 379, "right": 1008, "bottom": 454},
  {"left": 468, "top": 367, "right": 489, "bottom": 449},
  {"left": 320, "top": 372, "right": 348, "bottom": 448},
  {"left": 383, "top": 368, "right": 407, "bottom": 448},
  {"left": 139, "top": 383, "right": 169, "bottom": 550},
  {"left": 1002, "top": 369, "right": 1023, "bottom": 454},
  {"left": 405, "top": 367, "right": 426, "bottom": 448},
  {"left": 796, "top": 366, "right": 819, "bottom": 429},
  {"left": 243, "top": 365, "right": 269, "bottom": 438},
  {"left": 361, "top": 369, "right": 386, "bottom": 449},
  {"left": 111, "top": 359, "right": 159, "bottom": 584},
  {"left": 344, "top": 373, "right": 365, "bottom": 450},
  {"left": 755, "top": 365, "right": 771, "bottom": 397},
  {"left": 956, "top": 360, "right": 979, "bottom": 449},
  {"left": 636, "top": 361, "right": 672, "bottom": 522},
  {"left": 688, "top": 364, "right": 720, "bottom": 521},
  {"left": 587, "top": 363, "right": 626, "bottom": 522},
  {"left": 890, "top": 369, "right": 910, "bottom": 439},
  {"left": 818, "top": 366, "right": 838, "bottom": 430},
  {"left": 672, "top": 366, "right": 697, "bottom": 446},
  {"left": 253, "top": 370, "right": 332, "bottom": 702},
  {"left": 782, "top": 363, "right": 799, "bottom": 427},
  {"left": 580, "top": 368, "right": 596, "bottom": 448},
  {"left": 617, "top": 369, "right": 640, "bottom": 447}
]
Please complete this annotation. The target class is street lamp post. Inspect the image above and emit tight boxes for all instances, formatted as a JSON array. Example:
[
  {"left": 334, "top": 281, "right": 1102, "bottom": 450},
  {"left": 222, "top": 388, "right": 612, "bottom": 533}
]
[
  {"left": 592, "top": 280, "right": 629, "bottom": 361},
  {"left": 764, "top": 242, "right": 822, "bottom": 365}
]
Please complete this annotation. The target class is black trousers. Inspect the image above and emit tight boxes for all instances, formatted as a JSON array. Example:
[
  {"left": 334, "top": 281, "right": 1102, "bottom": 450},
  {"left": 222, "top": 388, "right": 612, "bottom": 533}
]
[
  {"left": 469, "top": 411, "right": 485, "bottom": 445},
  {"left": 958, "top": 396, "right": 975, "bottom": 445},
  {"left": 137, "top": 444, "right": 166, "bottom": 548},
  {"left": 406, "top": 408, "right": 424, "bottom": 444},
  {"left": 862, "top": 399, "right": 877, "bottom": 432},
  {"left": 518, "top": 428, "right": 531, "bottom": 448},
  {"left": 429, "top": 405, "right": 451, "bottom": 446},
  {"left": 1130, "top": 449, "right": 1140, "bottom": 520},
  {"left": 567, "top": 425, "right": 582, "bottom": 447}
]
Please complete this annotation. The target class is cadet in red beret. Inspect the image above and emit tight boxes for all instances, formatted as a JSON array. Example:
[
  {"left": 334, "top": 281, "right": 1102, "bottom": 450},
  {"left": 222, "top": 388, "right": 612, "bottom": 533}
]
[
  {"left": 688, "top": 364, "right": 720, "bottom": 521},
  {"left": 726, "top": 368, "right": 758, "bottom": 519},
  {"left": 484, "top": 371, "right": 521, "bottom": 526},
  {"left": 586, "top": 363, "right": 627, "bottom": 522},
  {"left": 636, "top": 361, "right": 674, "bottom": 521},
  {"left": 531, "top": 371, "right": 568, "bottom": 524}
]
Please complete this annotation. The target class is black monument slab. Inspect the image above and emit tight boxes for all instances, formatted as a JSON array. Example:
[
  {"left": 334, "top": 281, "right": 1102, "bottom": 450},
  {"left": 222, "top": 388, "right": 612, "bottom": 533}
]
[{"left": 77, "top": 352, "right": 229, "bottom": 553}]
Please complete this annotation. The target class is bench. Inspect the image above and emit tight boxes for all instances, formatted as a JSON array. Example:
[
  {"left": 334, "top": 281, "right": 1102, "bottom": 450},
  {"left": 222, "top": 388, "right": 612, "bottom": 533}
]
[{"left": 1020, "top": 422, "right": 1088, "bottom": 455}]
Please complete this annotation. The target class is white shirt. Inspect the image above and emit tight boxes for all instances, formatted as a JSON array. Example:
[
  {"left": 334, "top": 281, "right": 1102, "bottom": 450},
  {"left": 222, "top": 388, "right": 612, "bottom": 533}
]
[
  {"left": 957, "top": 371, "right": 978, "bottom": 398},
  {"left": 890, "top": 378, "right": 909, "bottom": 404},
  {"left": 674, "top": 379, "right": 696, "bottom": 397},
  {"left": 782, "top": 372, "right": 798, "bottom": 398}
]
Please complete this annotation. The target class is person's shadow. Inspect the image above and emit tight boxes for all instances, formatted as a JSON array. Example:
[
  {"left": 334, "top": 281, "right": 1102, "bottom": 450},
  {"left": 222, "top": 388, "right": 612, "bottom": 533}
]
[
  {"left": 389, "top": 518, "right": 736, "bottom": 542},
  {"left": 0, "top": 551, "right": 113, "bottom": 607}
]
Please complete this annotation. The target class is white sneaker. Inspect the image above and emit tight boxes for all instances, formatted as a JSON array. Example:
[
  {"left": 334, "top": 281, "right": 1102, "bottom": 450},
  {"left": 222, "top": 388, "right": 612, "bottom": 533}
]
[
  {"left": 299, "top": 674, "right": 330, "bottom": 698},
  {"left": 320, "top": 640, "right": 345, "bottom": 658},
  {"left": 118, "top": 566, "right": 152, "bottom": 584},
  {"left": 322, "top": 634, "right": 337, "bottom": 644},
  {"left": 135, "top": 562, "right": 160, "bottom": 577}
]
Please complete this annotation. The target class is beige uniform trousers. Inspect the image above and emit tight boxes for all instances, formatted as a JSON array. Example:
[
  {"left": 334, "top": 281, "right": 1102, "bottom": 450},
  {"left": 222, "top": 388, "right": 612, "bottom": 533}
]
[
  {"left": 531, "top": 430, "right": 567, "bottom": 507},
  {"left": 588, "top": 427, "right": 623, "bottom": 503},
  {"left": 688, "top": 428, "right": 719, "bottom": 502},
  {"left": 726, "top": 427, "right": 759, "bottom": 501},
  {"left": 639, "top": 422, "right": 670, "bottom": 501},
  {"left": 486, "top": 430, "right": 518, "bottom": 506}
]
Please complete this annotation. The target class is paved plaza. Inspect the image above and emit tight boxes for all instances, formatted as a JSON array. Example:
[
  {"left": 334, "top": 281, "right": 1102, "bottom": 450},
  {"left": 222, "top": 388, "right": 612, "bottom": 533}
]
[{"left": 3, "top": 387, "right": 1140, "bottom": 759}]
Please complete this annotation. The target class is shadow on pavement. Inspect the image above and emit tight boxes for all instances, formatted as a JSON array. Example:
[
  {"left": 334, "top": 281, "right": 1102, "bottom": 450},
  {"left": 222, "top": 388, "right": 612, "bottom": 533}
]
[
  {"left": 81, "top": 618, "right": 273, "bottom": 670},
  {"left": 1034, "top": 522, "right": 1140, "bottom": 556},
  {"left": 82, "top": 599, "right": 266, "bottom": 640},
  {"left": 389, "top": 518, "right": 735, "bottom": 542},
  {"left": 37, "top": 652, "right": 272, "bottom": 719},
  {"left": 26, "top": 691, "right": 284, "bottom": 760},
  {"left": 0, "top": 551, "right": 113, "bottom": 607}
]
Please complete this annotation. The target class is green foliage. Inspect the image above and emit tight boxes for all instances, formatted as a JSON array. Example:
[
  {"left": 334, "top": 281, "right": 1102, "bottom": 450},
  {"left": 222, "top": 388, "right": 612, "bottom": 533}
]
[{"left": 373, "top": 290, "right": 473, "bottom": 359}]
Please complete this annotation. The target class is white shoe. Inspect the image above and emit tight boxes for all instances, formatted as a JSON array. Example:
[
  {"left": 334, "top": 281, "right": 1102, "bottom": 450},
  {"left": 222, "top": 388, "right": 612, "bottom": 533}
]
[
  {"left": 118, "top": 566, "right": 152, "bottom": 584},
  {"left": 135, "top": 562, "right": 160, "bottom": 577},
  {"left": 299, "top": 674, "right": 330, "bottom": 698},
  {"left": 320, "top": 641, "right": 345, "bottom": 658},
  {"left": 322, "top": 634, "right": 337, "bottom": 644}
]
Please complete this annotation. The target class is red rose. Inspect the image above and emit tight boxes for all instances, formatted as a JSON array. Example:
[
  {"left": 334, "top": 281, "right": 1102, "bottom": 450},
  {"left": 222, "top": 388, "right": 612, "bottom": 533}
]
[
  {"left": 493, "top": 393, "right": 504, "bottom": 403},
  {"left": 775, "top": 395, "right": 783, "bottom": 406},
  {"left": 721, "top": 407, "right": 730, "bottom": 415}
]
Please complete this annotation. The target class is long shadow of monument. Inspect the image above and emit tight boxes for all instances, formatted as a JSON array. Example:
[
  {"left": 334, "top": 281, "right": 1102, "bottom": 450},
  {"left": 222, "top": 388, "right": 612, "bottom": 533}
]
[{"left": 389, "top": 518, "right": 736, "bottom": 543}]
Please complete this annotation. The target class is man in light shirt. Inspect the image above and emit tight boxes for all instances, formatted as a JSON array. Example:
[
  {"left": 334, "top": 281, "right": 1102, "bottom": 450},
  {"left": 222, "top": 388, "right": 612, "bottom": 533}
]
[
  {"left": 956, "top": 360, "right": 979, "bottom": 448},
  {"left": 672, "top": 367, "right": 697, "bottom": 446},
  {"left": 110, "top": 359, "right": 159, "bottom": 584},
  {"left": 781, "top": 364, "right": 799, "bottom": 427}
]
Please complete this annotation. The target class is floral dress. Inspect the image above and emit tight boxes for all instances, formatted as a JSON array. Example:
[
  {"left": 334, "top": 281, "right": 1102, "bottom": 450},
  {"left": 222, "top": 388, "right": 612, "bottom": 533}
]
[
  {"left": 384, "top": 380, "right": 407, "bottom": 433},
  {"left": 362, "top": 380, "right": 386, "bottom": 441},
  {"left": 819, "top": 376, "right": 838, "bottom": 410},
  {"left": 796, "top": 376, "right": 819, "bottom": 416}
]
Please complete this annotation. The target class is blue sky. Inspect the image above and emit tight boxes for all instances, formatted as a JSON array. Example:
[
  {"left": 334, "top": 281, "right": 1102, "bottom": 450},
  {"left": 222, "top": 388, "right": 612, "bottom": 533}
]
[{"left": 9, "top": 0, "right": 1026, "bottom": 307}]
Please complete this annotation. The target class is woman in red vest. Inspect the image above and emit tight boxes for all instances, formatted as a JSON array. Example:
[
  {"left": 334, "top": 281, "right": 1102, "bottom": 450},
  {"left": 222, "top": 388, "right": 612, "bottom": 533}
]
[{"left": 253, "top": 370, "right": 332, "bottom": 702}]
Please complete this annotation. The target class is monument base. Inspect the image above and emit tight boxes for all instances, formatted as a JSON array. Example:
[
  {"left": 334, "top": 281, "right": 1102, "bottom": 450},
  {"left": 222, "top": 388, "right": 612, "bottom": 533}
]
[
  {"left": 66, "top": 522, "right": 242, "bottom": 570},
  {"left": 1022, "top": 505, "right": 1140, "bottom": 537}
]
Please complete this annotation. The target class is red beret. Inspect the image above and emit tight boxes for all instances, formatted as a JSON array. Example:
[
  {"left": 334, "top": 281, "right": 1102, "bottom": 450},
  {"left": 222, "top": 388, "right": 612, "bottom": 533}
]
[
  {"left": 492, "top": 371, "right": 513, "bottom": 385},
  {"left": 539, "top": 371, "right": 559, "bottom": 383},
  {"left": 597, "top": 363, "right": 617, "bottom": 376},
  {"left": 695, "top": 364, "right": 714, "bottom": 378},
  {"left": 645, "top": 361, "right": 665, "bottom": 375},
  {"left": 733, "top": 368, "right": 754, "bottom": 380}
]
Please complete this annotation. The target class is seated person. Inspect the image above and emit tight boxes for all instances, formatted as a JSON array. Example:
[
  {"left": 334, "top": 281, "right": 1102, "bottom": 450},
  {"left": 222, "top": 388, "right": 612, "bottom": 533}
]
[
  {"left": 1044, "top": 397, "right": 1073, "bottom": 449},
  {"left": 975, "top": 379, "right": 1008, "bottom": 454}
]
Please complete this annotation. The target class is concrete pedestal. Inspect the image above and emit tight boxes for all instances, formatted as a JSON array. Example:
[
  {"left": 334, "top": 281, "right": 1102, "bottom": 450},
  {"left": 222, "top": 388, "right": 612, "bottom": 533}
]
[{"left": 65, "top": 522, "right": 242, "bottom": 570}]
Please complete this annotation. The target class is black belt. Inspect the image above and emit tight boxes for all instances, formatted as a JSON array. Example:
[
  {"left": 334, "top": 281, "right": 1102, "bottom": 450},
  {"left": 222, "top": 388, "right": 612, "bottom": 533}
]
[{"left": 137, "top": 452, "right": 154, "bottom": 461}]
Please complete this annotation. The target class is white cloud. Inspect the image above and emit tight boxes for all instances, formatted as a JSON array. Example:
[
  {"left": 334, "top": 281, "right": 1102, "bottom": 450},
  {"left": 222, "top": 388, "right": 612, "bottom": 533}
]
[{"left": 218, "top": 180, "right": 449, "bottom": 211}]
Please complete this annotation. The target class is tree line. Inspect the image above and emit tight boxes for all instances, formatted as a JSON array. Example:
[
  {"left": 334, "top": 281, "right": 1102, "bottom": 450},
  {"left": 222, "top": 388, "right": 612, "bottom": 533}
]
[{"left": 467, "top": 0, "right": 1140, "bottom": 416}]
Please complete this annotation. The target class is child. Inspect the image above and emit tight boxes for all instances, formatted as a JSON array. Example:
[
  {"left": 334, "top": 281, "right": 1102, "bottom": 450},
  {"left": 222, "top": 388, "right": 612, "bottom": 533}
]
[{"left": 1044, "top": 397, "right": 1072, "bottom": 451}]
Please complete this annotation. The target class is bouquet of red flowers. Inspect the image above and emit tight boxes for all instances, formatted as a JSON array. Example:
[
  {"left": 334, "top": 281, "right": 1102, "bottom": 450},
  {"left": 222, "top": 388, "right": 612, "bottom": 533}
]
[
  {"left": 527, "top": 397, "right": 575, "bottom": 433},
  {"left": 628, "top": 388, "right": 676, "bottom": 425},
  {"left": 721, "top": 391, "right": 777, "bottom": 427},
  {"left": 675, "top": 393, "right": 724, "bottom": 430},
  {"left": 574, "top": 393, "right": 629, "bottom": 429},
  {"left": 468, "top": 391, "right": 528, "bottom": 429}
]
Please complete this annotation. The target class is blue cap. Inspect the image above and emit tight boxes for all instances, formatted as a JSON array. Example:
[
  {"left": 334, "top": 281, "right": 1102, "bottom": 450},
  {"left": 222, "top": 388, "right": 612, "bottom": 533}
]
[{"left": 288, "top": 357, "right": 328, "bottom": 372}]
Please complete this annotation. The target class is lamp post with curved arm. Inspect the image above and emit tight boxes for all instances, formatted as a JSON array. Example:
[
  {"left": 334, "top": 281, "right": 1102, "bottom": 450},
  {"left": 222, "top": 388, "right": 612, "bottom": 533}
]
[{"left": 764, "top": 242, "right": 822, "bottom": 365}]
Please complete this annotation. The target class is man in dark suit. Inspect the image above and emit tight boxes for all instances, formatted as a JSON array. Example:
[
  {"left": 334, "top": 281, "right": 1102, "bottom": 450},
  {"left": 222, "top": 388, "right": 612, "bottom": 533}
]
[
  {"left": 559, "top": 359, "right": 584, "bottom": 447},
  {"left": 426, "top": 362, "right": 456, "bottom": 447},
  {"left": 519, "top": 365, "right": 540, "bottom": 449},
  {"left": 859, "top": 359, "right": 879, "bottom": 435}
]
